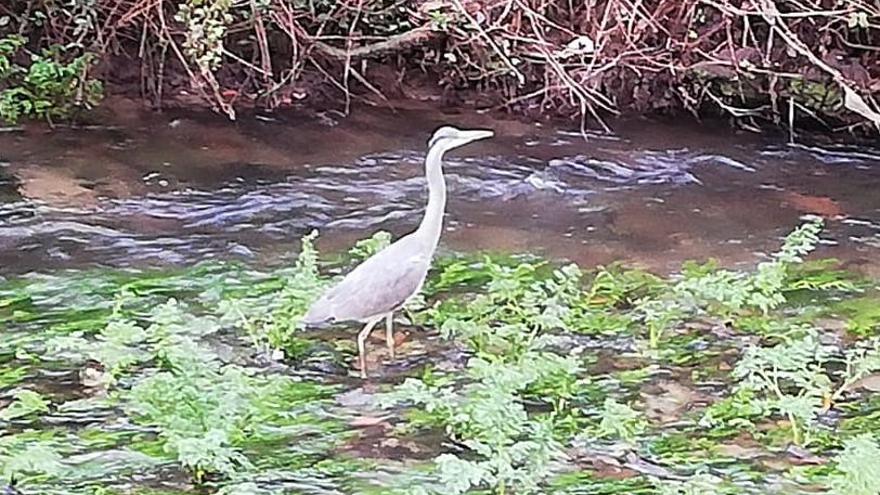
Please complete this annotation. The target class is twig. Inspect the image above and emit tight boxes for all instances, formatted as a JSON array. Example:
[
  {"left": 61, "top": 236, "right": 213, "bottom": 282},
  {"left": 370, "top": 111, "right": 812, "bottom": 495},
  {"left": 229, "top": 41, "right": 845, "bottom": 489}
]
[
  {"left": 756, "top": 0, "right": 880, "bottom": 127},
  {"left": 341, "top": 0, "right": 364, "bottom": 115},
  {"left": 251, "top": 0, "right": 274, "bottom": 83},
  {"left": 309, "top": 26, "right": 438, "bottom": 61},
  {"left": 450, "top": 0, "right": 526, "bottom": 85}
]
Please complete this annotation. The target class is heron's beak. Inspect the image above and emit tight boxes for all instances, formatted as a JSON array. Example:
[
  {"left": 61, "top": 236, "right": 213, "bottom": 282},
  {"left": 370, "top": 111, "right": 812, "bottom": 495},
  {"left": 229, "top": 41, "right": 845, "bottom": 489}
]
[{"left": 460, "top": 129, "right": 494, "bottom": 144}]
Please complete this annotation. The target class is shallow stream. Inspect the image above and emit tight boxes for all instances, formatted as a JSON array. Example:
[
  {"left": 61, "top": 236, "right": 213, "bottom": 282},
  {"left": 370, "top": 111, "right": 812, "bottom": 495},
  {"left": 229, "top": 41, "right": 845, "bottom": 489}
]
[{"left": 2, "top": 104, "right": 880, "bottom": 495}]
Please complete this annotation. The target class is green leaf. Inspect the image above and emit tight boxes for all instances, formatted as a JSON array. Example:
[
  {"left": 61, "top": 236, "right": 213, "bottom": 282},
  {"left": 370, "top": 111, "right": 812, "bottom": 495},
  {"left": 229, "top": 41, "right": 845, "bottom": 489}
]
[
  {"left": 597, "top": 398, "right": 646, "bottom": 442},
  {"left": 829, "top": 435, "right": 880, "bottom": 495},
  {"left": 0, "top": 389, "right": 49, "bottom": 420}
]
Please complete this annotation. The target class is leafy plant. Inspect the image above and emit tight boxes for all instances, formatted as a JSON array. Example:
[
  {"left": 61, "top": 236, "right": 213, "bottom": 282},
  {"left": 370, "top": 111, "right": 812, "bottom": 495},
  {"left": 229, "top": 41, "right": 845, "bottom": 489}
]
[
  {"left": 827, "top": 434, "right": 880, "bottom": 495},
  {"left": 729, "top": 330, "right": 880, "bottom": 445},
  {"left": 3, "top": 220, "right": 880, "bottom": 494},
  {"left": 112, "top": 286, "right": 335, "bottom": 483},
  {"left": 383, "top": 323, "right": 576, "bottom": 494},
  {"left": 175, "top": 0, "right": 234, "bottom": 73},
  {"left": 126, "top": 351, "right": 263, "bottom": 481},
  {"left": 382, "top": 251, "right": 592, "bottom": 494},
  {"left": 831, "top": 295, "right": 880, "bottom": 336},
  {"left": 45, "top": 321, "right": 147, "bottom": 382},
  {"left": 596, "top": 398, "right": 647, "bottom": 442},
  {"left": 698, "top": 388, "right": 767, "bottom": 437},
  {"left": 655, "top": 472, "right": 727, "bottom": 495},
  {"left": 677, "top": 218, "right": 824, "bottom": 316},
  {"left": 219, "top": 231, "right": 327, "bottom": 356},
  {"left": 0, "top": 436, "right": 64, "bottom": 482},
  {"left": 121, "top": 311, "right": 255, "bottom": 481},
  {"left": 0, "top": 389, "right": 49, "bottom": 421},
  {"left": 0, "top": 35, "right": 102, "bottom": 124},
  {"left": 626, "top": 218, "right": 826, "bottom": 349},
  {"left": 348, "top": 230, "right": 392, "bottom": 261}
]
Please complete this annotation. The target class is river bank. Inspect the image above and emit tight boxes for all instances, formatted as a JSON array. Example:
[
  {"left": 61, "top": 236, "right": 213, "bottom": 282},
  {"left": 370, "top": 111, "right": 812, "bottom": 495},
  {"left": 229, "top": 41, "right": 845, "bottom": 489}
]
[{"left": 1, "top": 0, "right": 879, "bottom": 133}]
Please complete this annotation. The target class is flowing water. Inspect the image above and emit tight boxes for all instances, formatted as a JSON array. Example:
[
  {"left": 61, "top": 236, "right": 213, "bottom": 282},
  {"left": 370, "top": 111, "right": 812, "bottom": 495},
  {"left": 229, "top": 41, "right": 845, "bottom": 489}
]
[
  {"left": 2, "top": 103, "right": 880, "bottom": 494},
  {"left": 2, "top": 104, "right": 879, "bottom": 277}
]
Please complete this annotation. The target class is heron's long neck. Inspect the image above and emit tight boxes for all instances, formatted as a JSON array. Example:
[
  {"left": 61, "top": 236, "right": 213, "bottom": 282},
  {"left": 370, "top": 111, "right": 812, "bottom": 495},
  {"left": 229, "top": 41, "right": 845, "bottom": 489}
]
[{"left": 415, "top": 146, "right": 447, "bottom": 247}]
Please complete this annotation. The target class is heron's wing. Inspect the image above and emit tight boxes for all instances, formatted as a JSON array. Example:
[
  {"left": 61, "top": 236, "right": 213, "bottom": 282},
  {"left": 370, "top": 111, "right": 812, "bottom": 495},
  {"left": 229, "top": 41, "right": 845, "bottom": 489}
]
[{"left": 305, "top": 244, "right": 430, "bottom": 323}]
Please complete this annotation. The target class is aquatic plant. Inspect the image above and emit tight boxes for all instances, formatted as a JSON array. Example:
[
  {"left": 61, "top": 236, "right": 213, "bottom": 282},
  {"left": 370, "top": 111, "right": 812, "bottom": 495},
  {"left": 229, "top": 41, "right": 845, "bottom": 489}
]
[
  {"left": 1, "top": 446, "right": 64, "bottom": 484},
  {"left": 0, "top": 389, "right": 49, "bottom": 421},
  {"left": 348, "top": 231, "right": 393, "bottom": 261},
  {"left": 830, "top": 295, "right": 880, "bottom": 336},
  {"left": 126, "top": 365, "right": 256, "bottom": 481},
  {"left": 728, "top": 330, "right": 880, "bottom": 445},
  {"left": 119, "top": 294, "right": 335, "bottom": 483},
  {"left": 828, "top": 434, "right": 880, "bottom": 495},
  {"left": 655, "top": 472, "right": 728, "bottom": 495},
  {"left": 596, "top": 398, "right": 647, "bottom": 443},
  {"left": 218, "top": 231, "right": 327, "bottom": 357},
  {"left": 384, "top": 325, "right": 576, "bottom": 494},
  {"left": 636, "top": 218, "right": 828, "bottom": 347},
  {"left": 380, "top": 219, "right": 878, "bottom": 493},
  {"left": 3, "top": 221, "right": 880, "bottom": 495},
  {"left": 0, "top": 243, "right": 342, "bottom": 489}
]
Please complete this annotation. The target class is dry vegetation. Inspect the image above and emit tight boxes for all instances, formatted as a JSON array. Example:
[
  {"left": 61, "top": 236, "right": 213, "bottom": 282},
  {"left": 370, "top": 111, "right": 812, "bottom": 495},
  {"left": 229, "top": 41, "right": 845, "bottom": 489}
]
[{"left": 1, "top": 0, "right": 879, "bottom": 131}]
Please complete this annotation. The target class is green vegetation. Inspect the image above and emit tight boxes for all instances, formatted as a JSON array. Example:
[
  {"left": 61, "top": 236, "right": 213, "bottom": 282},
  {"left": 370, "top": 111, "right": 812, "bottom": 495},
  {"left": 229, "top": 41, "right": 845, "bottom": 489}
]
[
  {"left": 3, "top": 219, "right": 880, "bottom": 493},
  {"left": 0, "top": 389, "right": 49, "bottom": 420},
  {"left": 0, "top": 35, "right": 102, "bottom": 124},
  {"left": 828, "top": 435, "right": 880, "bottom": 495},
  {"left": 731, "top": 330, "right": 880, "bottom": 446}
]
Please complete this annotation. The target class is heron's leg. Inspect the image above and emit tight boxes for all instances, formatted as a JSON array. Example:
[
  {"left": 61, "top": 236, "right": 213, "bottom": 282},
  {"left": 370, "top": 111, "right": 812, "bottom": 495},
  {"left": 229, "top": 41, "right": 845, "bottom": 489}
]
[
  {"left": 356, "top": 318, "right": 380, "bottom": 379},
  {"left": 385, "top": 313, "right": 395, "bottom": 360}
]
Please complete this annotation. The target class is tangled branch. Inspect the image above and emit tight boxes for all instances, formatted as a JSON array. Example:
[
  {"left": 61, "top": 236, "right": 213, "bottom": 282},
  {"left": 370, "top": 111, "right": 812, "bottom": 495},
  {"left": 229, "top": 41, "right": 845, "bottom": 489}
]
[{"left": 0, "top": 0, "right": 877, "bottom": 132}]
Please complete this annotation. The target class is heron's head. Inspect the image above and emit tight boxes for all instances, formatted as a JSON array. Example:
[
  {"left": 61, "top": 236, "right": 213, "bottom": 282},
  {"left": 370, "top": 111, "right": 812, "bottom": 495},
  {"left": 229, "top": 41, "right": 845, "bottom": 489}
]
[{"left": 427, "top": 126, "right": 494, "bottom": 152}]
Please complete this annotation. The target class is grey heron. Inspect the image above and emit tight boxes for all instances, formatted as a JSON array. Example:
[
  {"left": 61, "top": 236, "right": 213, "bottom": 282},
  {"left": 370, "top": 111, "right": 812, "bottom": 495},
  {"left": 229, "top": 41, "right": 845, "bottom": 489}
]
[{"left": 302, "top": 126, "right": 494, "bottom": 378}]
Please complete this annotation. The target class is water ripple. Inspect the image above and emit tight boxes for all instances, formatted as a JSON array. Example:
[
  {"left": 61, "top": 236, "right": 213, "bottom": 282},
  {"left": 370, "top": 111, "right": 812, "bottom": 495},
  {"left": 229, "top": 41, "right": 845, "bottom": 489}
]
[{"left": 1, "top": 135, "right": 876, "bottom": 273}]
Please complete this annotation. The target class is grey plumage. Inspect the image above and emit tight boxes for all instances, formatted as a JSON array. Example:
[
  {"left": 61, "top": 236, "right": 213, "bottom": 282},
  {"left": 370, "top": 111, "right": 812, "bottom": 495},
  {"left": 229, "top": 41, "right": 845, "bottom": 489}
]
[
  {"left": 300, "top": 235, "right": 431, "bottom": 325},
  {"left": 302, "top": 125, "right": 494, "bottom": 378}
]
